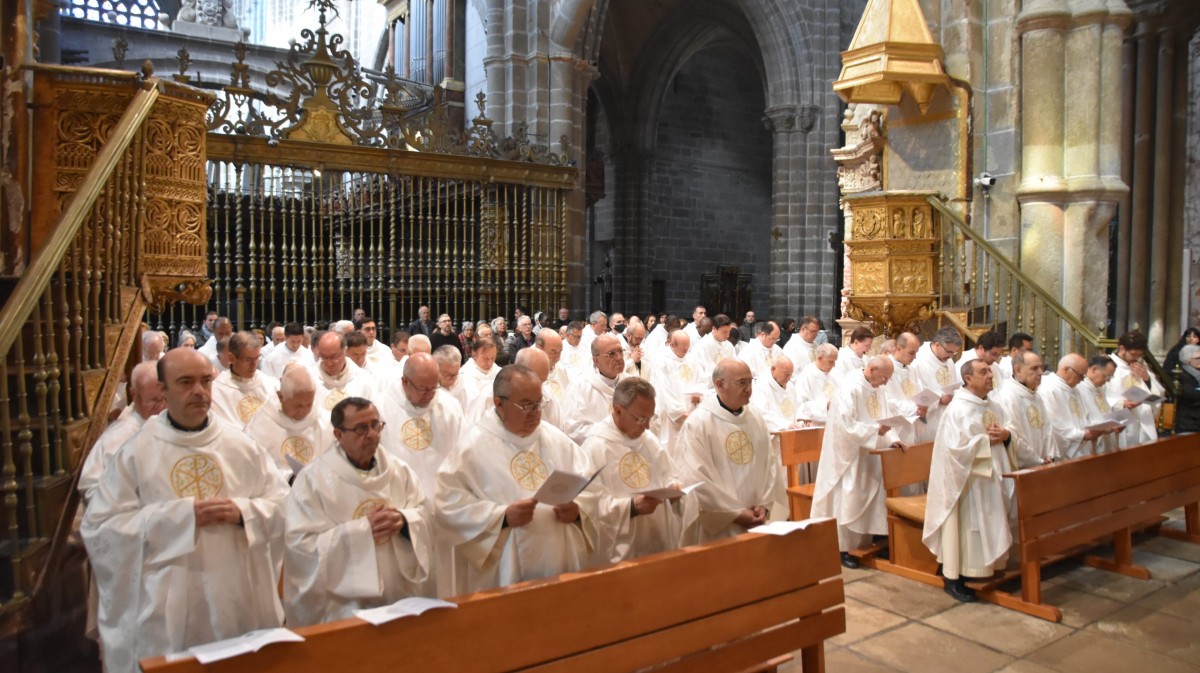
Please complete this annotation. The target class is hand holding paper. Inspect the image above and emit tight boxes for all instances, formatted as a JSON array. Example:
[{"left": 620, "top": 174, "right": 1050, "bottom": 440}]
[
  {"left": 635, "top": 481, "right": 702, "bottom": 501},
  {"left": 532, "top": 465, "right": 606, "bottom": 506},
  {"left": 1122, "top": 386, "right": 1161, "bottom": 406}
]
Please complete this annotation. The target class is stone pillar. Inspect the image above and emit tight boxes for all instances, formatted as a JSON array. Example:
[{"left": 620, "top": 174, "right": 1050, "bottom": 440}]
[
  {"left": 1128, "top": 26, "right": 1156, "bottom": 334},
  {"left": 1148, "top": 29, "right": 1174, "bottom": 351},
  {"left": 1188, "top": 29, "right": 1200, "bottom": 328},
  {"left": 765, "top": 106, "right": 797, "bottom": 319},
  {"left": 482, "top": 0, "right": 506, "bottom": 128}
]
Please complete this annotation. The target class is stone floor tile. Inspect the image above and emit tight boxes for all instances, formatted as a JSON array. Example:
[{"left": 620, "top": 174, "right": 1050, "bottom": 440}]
[
  {"left": 923, "top": 602, "right": 1073, "bottom": 657},
  {"left": 843, "top": 572, "right": 958, "bottom": 620},
  {"left": 1059, "top": 565, "right": 1167, "bottom": 603},
  {"left": 829, "top": 598, "right": 908, "bottom": 646},
  {"left": 780, "top": 647, "right": 894, "bottom": 673},
  {"left": 1025, "top": 630, "right": 1198, "bottom": 673},
  {"left": 840, "top": 565, "right": 875, "bottom": 584},
  {"left": 1131, "top": 550, "right": 1200, "bottom": 582},
  {"left": 991, "top": 661, "right": 1061, "bottom": 673},
  {"left": 850, "top": 622, "right": 1013, "bottom": 673},
  {"left": 1038, "top": 582, "right": 1127, "bottom": 628},
  {"left": 1134, "top": 581, "right": 1200, "bottom": 623},
  {"left": 1087, "top": 604, "right": 1200, "bottom": 665},
  {"left": 1136, "top": 536, "right": 1200, "bottom": 565}
]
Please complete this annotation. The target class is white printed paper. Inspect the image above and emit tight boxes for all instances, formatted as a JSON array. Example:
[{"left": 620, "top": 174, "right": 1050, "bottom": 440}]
[
  {"left": 635, "top": 481, "right": 703, "bottom": 501},
  {"left": 189, "top": 628, "right": 305, "bottom": 664},
  {"left": 755, "top": 517, "right": 833, "bottom": 536},
  {"left": 355, "top": 597, "right": 458, "bottom": 626},
  {"left": 533, "top": 464, "right": 606, "bottom": 506},
  {"left": 1122, "top": 386, "right": 1162, "bottom": 405}
]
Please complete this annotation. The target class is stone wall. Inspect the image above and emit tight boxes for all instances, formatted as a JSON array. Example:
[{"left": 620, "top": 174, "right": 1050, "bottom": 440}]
[{"left": 644, "top": 45, "right": 773, "bottom": 316}]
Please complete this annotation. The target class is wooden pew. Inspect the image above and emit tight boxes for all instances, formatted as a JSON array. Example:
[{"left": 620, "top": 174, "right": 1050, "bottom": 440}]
[
  {"left": 868, "top": 442, "right": 939, "bottom": 584},
  {"left": 777, "top": 427, "right": 824, "bottom": 521},
  {"left": 141, "top": 520, "right": 847, "bottom": 673},
  {"left": 984, "top": 433, "right": 1200, "bottom": 622}
]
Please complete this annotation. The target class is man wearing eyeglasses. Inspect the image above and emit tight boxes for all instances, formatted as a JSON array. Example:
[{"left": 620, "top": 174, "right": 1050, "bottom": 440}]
[
  {"left": 559, "top": 321, "right": 589, "bottom": 380},
  {"left": 584, "top": 378, "right": 684, "bottom": 563},
  {"left": 991, "top": 350, "right": 1058, "bottom": 470},
  {"left": 676, "top": 359, "right": 787, "bottom": 543},
  {"left": 436, "top": 365, "right": 599, "bottom": 594},
  {"left": 1079, "top": 355, "right": 1120, "bottom": 453},
  {"left": 210, "top": 331, "right": 279, "bottom": 426},
  {"left": 313, "top": 332, "right": 378, "bottom": 415},
  {"left": 1038, "top": 352, "right": 1106, "bottom": 459},
  {"left": 912, "top": 326, "right": 964, "bottom": 435},
  {"left": 562, "top": 334, "right": 628, "bottom": 445},
  {"left": 283, "top": 396, "right": 434, "bottom": 624},
  {"left": 783, "top": 315, "right": 821, "bottom": 376},
  {"left": 359, "top": 317, "right": 393, "bottom": 375}
]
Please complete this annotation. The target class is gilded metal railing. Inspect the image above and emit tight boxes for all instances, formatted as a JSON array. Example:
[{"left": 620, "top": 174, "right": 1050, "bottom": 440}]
[
  {"left": 0, "top": 65, "right": 212, "bottom": 615},
  {"left": 929, "top": 196, "right": 1118, "bottom": 368}
]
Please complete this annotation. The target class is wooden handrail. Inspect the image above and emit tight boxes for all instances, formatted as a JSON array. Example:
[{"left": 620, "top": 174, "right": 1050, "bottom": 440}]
[
  {"left": 927, "top": 195, "right": 1117, "bottom": 352},
  {"left": 0, "top": 77, "right": 160, "bottom": 358}
]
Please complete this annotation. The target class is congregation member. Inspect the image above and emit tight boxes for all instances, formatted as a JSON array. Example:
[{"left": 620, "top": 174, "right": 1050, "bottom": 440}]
[
  {"left": 1040, "top": 353, "right": 1110, "bottom": 459},
  {"left": 738, "top": 311, "right": 757, "bottom": 343},
  {"left": 407, "top": 305, "right": 433, "bottom": 337},
  {"left": 562, "top": 334, "right": 627, "bottom": 444},
  {"left": 1105, "top": 331, "right": 1164, "bottom": 447},
  {"left": 314, "top": 331, "right": 377, "bottom": 413},
  {"left": 244, "top": 364, "right": 333, "bottom": 479},
  {"left": 794, "top": 343, "right": 838, "bottom": 425},
  {"left": 676, "top": 360, "right": 787, "bottom": 543},
  {"left": 284, "top": 397, "right": 434, "bottom": 625},
  {"left": 209, "top": 332, "right": 278, "bottom": 426},
  {"left": 78, "top": 362, "right": 164, "bottom": 502},
  {"left": 436, "top": 365, "right": 599, "bottom": 594},
  {"left": 991, "top": 351, "right": 1057, "bottom": 468},
  {"left": 262, "top": 322, "right": 311, "bottom": 378},
  {"left": 739, "top": 320, "right": 784, "bottom": 379},
  {"left": 651, "top": 330, "right": 701, "bottom": 454},
  {"left": 782, "top": 315, "right": 821, "bottom": 376},
  {"left": 507, "top": 315, "right": 536, "bottom": 354},
  {"left": 1078, "top": 355, "right": 1121, "bottom": 453},
  {"left": 831, "top": 326, "right": 874, "bottom": 384},
  {"left": 82, "top": 348, "right": 287, "bottom": 673},
  {"left": 1174, "top": 345, "right": 1200, "bottom": 434},
  {"left": 429, "top": 314, "right": 462, "bottom": 358},
  {"left": 812, "top": 356, "right": 906, "bottom": 567},
  {"left": 923, "top": 360, "right": 1013, "bottom": 602},
  {"left": 584, "top": 378, "right": 684, "bottom": 563},
  {"left": 377, "top": 353, "right": 463, "bottom": 499}
]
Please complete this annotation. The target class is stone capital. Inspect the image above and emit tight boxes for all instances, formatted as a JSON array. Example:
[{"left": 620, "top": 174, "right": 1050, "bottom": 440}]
[{"left": 762, "top": 106, "right": 797, "bottom": 134}]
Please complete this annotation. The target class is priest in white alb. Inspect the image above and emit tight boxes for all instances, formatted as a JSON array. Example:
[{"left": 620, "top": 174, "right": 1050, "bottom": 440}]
[
  {"left": 459, "top": 337, "right": 499, "bottom": 398},
  {"left": 738, "top": 321, "right": 784, "bottom": 379},
  {"left": 514, "top": 347, "right": 565, "bottom": 431},
  {"left": 243, "top": 364, "right": 334, "bottom": 480},
  {"left": 359, "top": 316, "right": 395, "bottom": 377},
  {"left": 811, "top": 356, "right": 907, "bottom": 567},
  {"left": 1039, "top": 353, "right": 1108, "bottom": 459},
  {"left": 991, "top": 351, "right": 1057, "bottom": 468},
  {"left": 261, "top": 322, "right": 310, "bottom": 379},
  {"left": 432, "top": 345, "right": 472, "bottom": 413},
  {"left": 435, "top": 365, "right": 599, "bottom": 594},
  {"left": 782, "top": 315, "right": 820, "bottom": 377},
  {"left": 561, "top": 334, "right": 627, "bottom": 444},
  {"left": 313, "top": 331, "right": 378, "bottom": 415},
  {"left": 923, "top": 360, "right": 1013, "bottom": 603},
  {"left": 209, "top": 331, "right": 279, "bottom": 426},
  {"left": 584, "top": 378, "right": 684, "bottom": 563},
  {"left": 911, "top": 326, "right": 964, "bottom": 434},
  {"left": 795, "top": 343, "right": 838, "bottom": 425},
  {"left": 1105, "top": 331, "right": 1164, "bottom": 448},
  {"left": 1080, "top": 355, "right": 1121, "bottom": 453},
  {"left": 377, "top": 353, "right": 463, "bottom": 498},
  {"left": 675, "top": 359, "right": 787, "bottom": 543},
  {"left": 82, "top": 348, "right": 287, "bottom": 673},
  {"left": 78, "top": 362, "right": 165, "bottom": 502},
  {"left": 884, "top": 332, "right": 929, "bottom": 443},
  {"left": 283, "top": 397, "right": 433, "bottom": 626},
  {"left": 651, "top": 330, "right": 702, "bottom": 454},
  {"left": 687, "top": 314, "right": 736, "bottom": 385},
  {"left": 750, "top": 356, "right": 799, "bottom": 433},
  {"left": 559, "top": 322, "right": 590, "bottom": 381},
  {"left": 536, "top": 328, "right": 571, "bottom": 406},
  {"left": 830, "top": 326, "right": 874, "bottom": 385}
]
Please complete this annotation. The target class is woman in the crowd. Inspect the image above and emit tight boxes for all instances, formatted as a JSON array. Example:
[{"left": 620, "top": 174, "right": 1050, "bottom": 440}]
[
  {"left": 1163, "top": 326, "right": 1200, "bottom": 376},
  {"left": 459, "top": 321, "right": 476, "bottom": 361},
  {"left": 1174, "top": 344, "right": 1200, "bottom": 434},
  {"left": 177, "top": 329, "right": 198, "bottom": 349}
]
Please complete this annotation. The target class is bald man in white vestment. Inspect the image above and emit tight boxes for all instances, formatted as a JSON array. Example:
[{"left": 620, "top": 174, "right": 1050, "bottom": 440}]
[
  {"left": 313, "top": 332, "right": 377, "bottom": 415},
  {"left": 243, "top": 365, "right": 334, "bottom": 481},
  {"left": 561, "top": 334, "right": 627, "bottom": 444},
  {"left": 515, "top": 347, "right": 565, "bottom": 431},
  {"left": 884, "top": 333, "right": 929, "bottom": 443},
  {"left": 676, "top": 359, "right": 787, "bottom": 543},
  {"left": 811, "top": 356, "right": 906, "bottom": 566},
  {"left": 283, "top": 397, "right": 433, "bottom": 626},
  {"left": 795, "top": 344, "right": 838, "bottom": 425},
  {"left": 209, "top": 332, "right": 279, "bottom": 426},
  {"left": 436, "top": 365, "right": 599, "bottom": 594},
  {"left": 377, "top": 353, "right": 463, "bottom": 500},
  {"left": 651, "top": 330, "right": 702, "bottom": 454},
  {"left": 739, "top": 321, "right": 784, "bottom": 380},
  {"left": 1039, "top": 354, "right": 1109, "bottom": 459},
  {"left": 584, "top": 378, "right": 684, "bottom": 563},
  {"left": 750, "top": 357, "right": 800, "bottom": 433},
  {"left": 82, "top": 349, "right": 288, "bottom": 673},
  {"left": 1105, "top": 332, "right": 1164, "bottom": 448},
  {"left": 79, "top": 362, "right": 165, "bottom": 502},
  {"left": 1079, "top": 355, "right": 1121, "bottom": 453},
  {"left": 923, "top": 360, "right": 1013, "bottom": 603}
]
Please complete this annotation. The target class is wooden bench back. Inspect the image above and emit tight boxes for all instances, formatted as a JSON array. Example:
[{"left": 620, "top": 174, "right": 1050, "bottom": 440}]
[
  {"left": 778, "top": 427, "right": 824, "bottom": 488},
  {"left": 1011, "top": 434, "right": 1200, "bottom": 558},
  {"left": 877, "top": 441, "right": 934, "bottom": 496},
  {"left": 141, "top": 521, "right": 846, "bottom": 673}
]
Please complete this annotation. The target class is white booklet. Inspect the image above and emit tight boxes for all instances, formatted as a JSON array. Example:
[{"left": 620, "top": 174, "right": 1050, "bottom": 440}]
[
  {"left": 1086, "top": 408, "right": 1134, "bottom": 432},
  {"left": 910, "top": 389, "right": 942, "bottom": 408},
  {"left": 188, "top": 628, "right": 305, "bottom": 665},
  {"left": 356, "top": 597, "right": 458, "bottom": 626},
  {"left": 755, "top": 517, "right": 833, "bottom": 536},
  {"left": 1122, "top": 386, "right": 1162, "bottom": 405},
  {"left": 635, "top": 481, "right": 703, "bottom": 501},
  {"left": 533, "top": 464, "right": 606, "bottom": 505},
  {"left": 875, "top": 414, "right": 916, "bottom": 429}
]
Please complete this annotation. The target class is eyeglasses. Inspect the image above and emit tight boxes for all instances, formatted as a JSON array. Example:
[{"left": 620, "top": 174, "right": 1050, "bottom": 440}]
[
  {"left": 618, "top": 406, "right": 652, "bottom": 425},
  {"left": 1069, "top": 367, "right": 1087, "bottom": 379},
  {"left": 500, "top": 397, "right": 548, "bottom": 414},
  {"left": 599, "top": 349, "right": 624, "bottom": 359},
  {"left": 403, "top": 378, "right": 439, "bottom": 395},
  {"left": 339, "top": 420, "right": 386, "bottom": 436}
]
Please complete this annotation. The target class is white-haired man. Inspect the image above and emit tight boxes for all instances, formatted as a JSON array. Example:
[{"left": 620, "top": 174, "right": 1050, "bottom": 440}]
[
  {"left": 244, "top": 364, "right": 334, "bottom": 481},
  {"left": 561, "top": 334, "right": 627, "bottom": 444},
  {"left": 314, "top": 332, "right": 377, "bottom": 414},
  {"left": 795, "top": 343, "right": 838, "bottom": 425},
  {"left": 651, "top": 330, "right": 701, "bottom": 454}
]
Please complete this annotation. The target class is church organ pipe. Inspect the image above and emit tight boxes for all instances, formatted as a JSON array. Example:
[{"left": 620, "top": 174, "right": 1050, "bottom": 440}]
[{"left": 426, "top": 0, "right": 435, "bottom": 84}]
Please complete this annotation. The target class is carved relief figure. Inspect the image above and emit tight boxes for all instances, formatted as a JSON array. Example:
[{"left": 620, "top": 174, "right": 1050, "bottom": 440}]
[
  {"left": 911, "top": 208, "right": 927, "bottom": 238},
  {"left": 891, "top": 208, "right": 907, "bottom": 238}
]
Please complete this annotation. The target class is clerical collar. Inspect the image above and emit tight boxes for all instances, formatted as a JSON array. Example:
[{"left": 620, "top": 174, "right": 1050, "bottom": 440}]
[
  {"left": 166, "top": 413, "right": 209, "bottom": 433},
  {"left": 717, "top": 397, "right": 743, "bottom": 415}
]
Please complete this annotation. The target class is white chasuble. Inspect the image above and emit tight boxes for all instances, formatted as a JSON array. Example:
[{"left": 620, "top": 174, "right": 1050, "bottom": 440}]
[
  {"left": 378, "top": 386, "right": 462, "bottom": 499},
  {"left": 583, "top": 418, "right": 684, "bottom": 563},
  {"left": 315, "top": 361, "right": 377, "bottom": 415},
  {"left": 738, "top": 339, "right": 784, "bottom": 380},
  {"left": 911, "top": 342, "right": 961, "bottom": 436},
  {"left": 675, "top": 397, "right": 787, "bottom": 543},
  {"left": 811, "top": 372, "right": 899, "bottom": 550},
  {"left": 1038, "top": 373, "right": 1090, "bottom": 459},
  {"left": 435, "top": 412, "right": 598, "bottom": 594},
  {"left": 363, "top": 339, "right": 396, "bottom": 377},
  {"left": 210, "top": 370, "right": 279, "bottom": 427},
  {"left": 81, "top": 414, "right": 287, "bottom": 673},
  {"left": 1105, "top": 354, "right": 1163, "bottom": 448},
  {"left": 560, "top": 341, "right": 590, "bottom": 381},
  {"left": 261, "top": 343, "right": 312, "bottom": 379},
  {"left": 1079, "top": 377, "right": 1119, "bottom": 453},
  {"left": 750, "top": 375, "right": 799, "bottom": 433},
  {"left": 459, "top": 358, "right": 500, "bottom": 398},
  {"left": 782, "top": 336, "right": 816, "bottom": 378},
  {"left": 922, "top": 389, "right": 1012, "bottom": 579},
  {"left": 794, "top": 365, "right": 835, "bottom": 424},
  {"left": 992, "top": 378, "right": 1057, "bottom": 467},
  {"left": 78, "top": 408, "right": 151, "bottom": 503},
  {"left": 651, "top": 350, "right": 701, "bottom": 455},
  {"left": 561, "top": 370, "right": 624, "bottom": 445},
  {"left": 830, "top": 346, "right": 865, "bottom": 386},
  {"left": 243, "top": 396, "right": 335, "bottom": 481},
  {"left": 283, "top": 446, "right": 433, "bottom": 626},
  {"left": 687, "top": 334, "right": 735, "bottom": 387}
]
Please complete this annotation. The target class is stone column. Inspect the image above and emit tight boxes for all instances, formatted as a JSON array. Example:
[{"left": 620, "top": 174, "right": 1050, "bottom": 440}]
[
  {"left": 1186, "top": 29, "right": 1200, "bottom": 328},
  {"left": 1148, "top": 29, "right": 1174, "bottom": 351},
  {"left": 1128, "top": 25, "right": 1156, "bottom": 334},
  {"left": 764, "top": 106, "right": 797, "bottom": 319}
]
